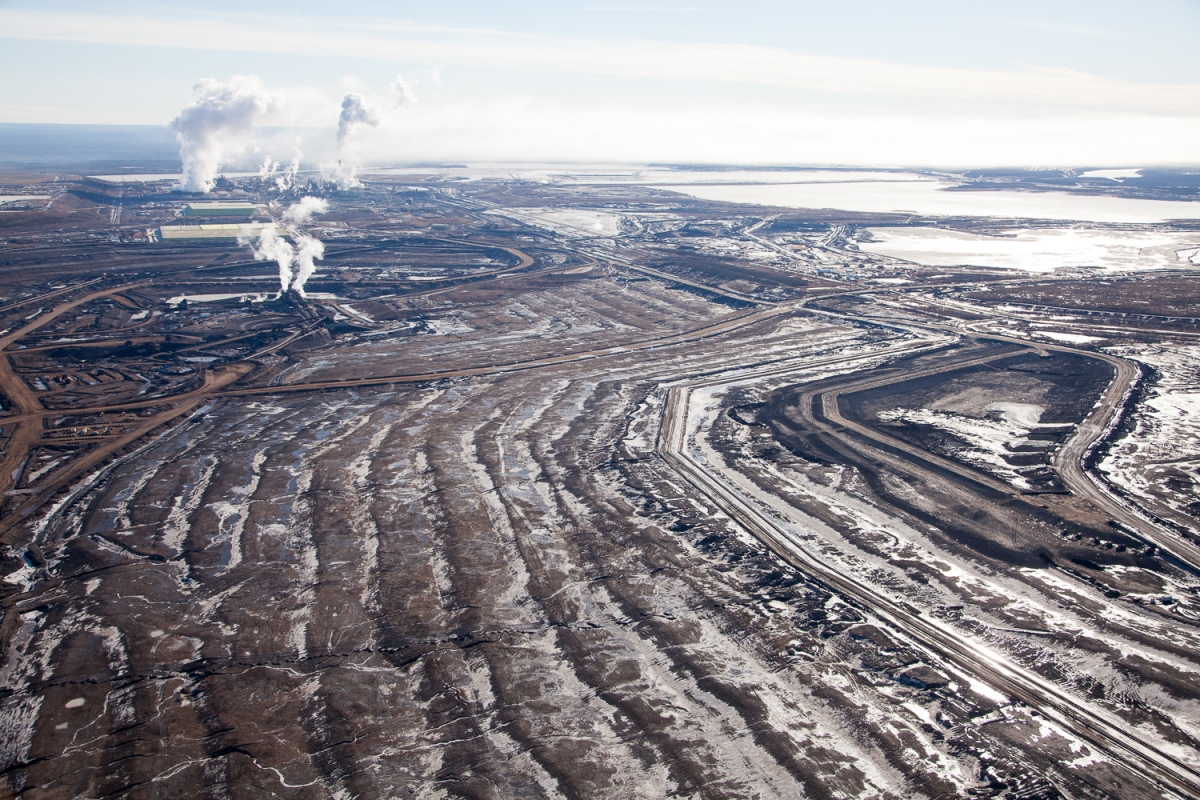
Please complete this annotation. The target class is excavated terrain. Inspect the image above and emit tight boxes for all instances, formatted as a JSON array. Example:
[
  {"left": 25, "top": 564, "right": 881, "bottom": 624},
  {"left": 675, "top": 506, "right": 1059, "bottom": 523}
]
[{"left": 0, "top": 169, "right": 1198, "bottom": 799}]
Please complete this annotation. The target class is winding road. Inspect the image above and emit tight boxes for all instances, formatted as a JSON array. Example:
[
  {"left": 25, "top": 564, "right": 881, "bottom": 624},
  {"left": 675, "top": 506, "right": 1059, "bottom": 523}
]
[{"left": 657, "top": 349, "right": 1200, "bottom": 799}]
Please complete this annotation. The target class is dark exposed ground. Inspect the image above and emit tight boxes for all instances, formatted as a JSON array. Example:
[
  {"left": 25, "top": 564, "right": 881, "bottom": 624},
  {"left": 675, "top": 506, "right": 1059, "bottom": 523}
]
[
  {"left": 0, "top": 168, "right": 1198, "bottom": 799},
  {"left": 839, "top": 349, "right": 1116, "bottom": 492}
]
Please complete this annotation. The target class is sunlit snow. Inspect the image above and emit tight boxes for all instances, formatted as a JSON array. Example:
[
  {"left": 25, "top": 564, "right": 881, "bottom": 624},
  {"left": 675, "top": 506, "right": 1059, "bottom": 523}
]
[{"left": 858, "top": 227, "right": 1200, "bottom": 272}]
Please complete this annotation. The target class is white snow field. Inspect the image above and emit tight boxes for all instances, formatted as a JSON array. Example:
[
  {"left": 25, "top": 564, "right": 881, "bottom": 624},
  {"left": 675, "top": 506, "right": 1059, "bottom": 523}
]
[
  {"left": 857, "top": 227, "right": 1200, "bottom": 272},
  {"left": 658, "top": 179, "right": 1200, "bottom": 223}
]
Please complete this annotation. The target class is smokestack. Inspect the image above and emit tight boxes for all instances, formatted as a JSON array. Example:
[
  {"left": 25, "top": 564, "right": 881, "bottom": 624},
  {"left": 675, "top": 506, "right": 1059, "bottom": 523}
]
[
  {"left": 332, "top": 93, "right": 380, "bottom": 189},
  {"left": 170, "top": 75, "right": 276, "bottom": 193}
]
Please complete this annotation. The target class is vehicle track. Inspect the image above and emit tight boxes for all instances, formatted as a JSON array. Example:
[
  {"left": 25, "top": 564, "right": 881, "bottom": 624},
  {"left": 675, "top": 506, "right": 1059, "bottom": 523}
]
[
  {"left": 803, "top": 298, "right": 1200, "bottom": 572},
  {"left": 942, "top": 327, "right": 1200, "bottom": 571},
  {"left": 657, "top": 354, "right": 1200, "bottom": 799},
  {"left": 0, "top": 290, "right": 787, "bottom": 542}
]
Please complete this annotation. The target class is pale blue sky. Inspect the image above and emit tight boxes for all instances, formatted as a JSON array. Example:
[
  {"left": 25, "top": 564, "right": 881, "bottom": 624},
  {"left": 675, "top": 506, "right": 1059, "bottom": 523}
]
[{"left": 2, "top": 1, "right": 1197, "bottom": 165}]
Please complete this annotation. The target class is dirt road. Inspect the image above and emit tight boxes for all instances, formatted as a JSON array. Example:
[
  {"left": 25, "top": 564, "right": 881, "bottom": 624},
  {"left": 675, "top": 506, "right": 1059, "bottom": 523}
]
[{"left": 658, "top": 355, "right": 1200, "bottom": 800}]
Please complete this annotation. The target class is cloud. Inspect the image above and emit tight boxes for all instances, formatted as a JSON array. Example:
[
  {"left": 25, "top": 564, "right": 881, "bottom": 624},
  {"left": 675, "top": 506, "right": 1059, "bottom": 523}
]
[
  {"left": 1, "top": 8, "right": 1197, "bottom": 114},
  {"left": 1018, "top": 20, "right": 1127, "bottom": 40},
  {"left": 349, "top": 100, "right": 1200, "bottom": 167},
  {"left": 584, "top": 6, "right": 708, "bottom": 10}
]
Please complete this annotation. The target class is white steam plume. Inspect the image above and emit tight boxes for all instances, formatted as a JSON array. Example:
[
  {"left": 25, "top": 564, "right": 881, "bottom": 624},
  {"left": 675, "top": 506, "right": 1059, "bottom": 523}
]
[
  {"left": 282, "top": 196, "right": 328, "bottom": 226},
  {"left": 332, "top": 93, "right": 380, "bottom": 189},
  {"left": 251, "top": 225, "right": 296, "bottom": 293},
  {"left": 281, "top": 151, "right": 301, "bottom": 190},
  {"left": 389, "top": 76, "right": 417, "bottom": 108},
  {"left": 244, "top": 196, "right": 328, "bottom": 296},
  {"left": 259, "top": 150, "right": 303, "bottom": 191},
  {"left": 170, "top": 75, "right": 275, "bottom": 193},
  {"left": 337, "top": 93, "right": 380, "bottom": 149},
  {"left": 290, "top": 235, "right": 326, "bottom": 298}
]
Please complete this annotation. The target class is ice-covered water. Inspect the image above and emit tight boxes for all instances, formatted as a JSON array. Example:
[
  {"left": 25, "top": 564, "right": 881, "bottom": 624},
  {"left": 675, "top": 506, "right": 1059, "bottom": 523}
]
[
  {"left": 658, "top": 180, "right": 1200, "bottom": 223},
  {"left": 858, "top": 227, "right": 1200, "bottom": 272}
]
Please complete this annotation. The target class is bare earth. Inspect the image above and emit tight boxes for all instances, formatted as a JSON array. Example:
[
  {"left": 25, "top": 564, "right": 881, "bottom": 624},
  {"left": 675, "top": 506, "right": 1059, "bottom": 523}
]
[{"left": 0, "top": 169, "right": 1198, "bottom": 799}]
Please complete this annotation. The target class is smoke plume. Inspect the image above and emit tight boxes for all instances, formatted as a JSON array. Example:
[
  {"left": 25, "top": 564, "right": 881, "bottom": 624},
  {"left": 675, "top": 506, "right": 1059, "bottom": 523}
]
[
  {"left": 259, "top": 149, "right": 304, "bottom": 192},
  {"left": 389, "top": 76, "right": 417, "bottom": 108},
  {"left": 331, "top": 93, "right": 380, "bottom": 189},
  {"left": 246, "top": 196, "right": 328, "bottom": 296},
  {"left": 290, "top": 235, "right": 326, "bottom": 297},
  {"left": 170, "top": 75, "right": 275, "bottom": 193},
  {"left": 282, "top": 196, "right": 328, "bottom": 226},
  {"left": 336, "top": 93, "right": 380, "bottom": 149},
  {"left": 251, "top": 225, "right": 296, "bottom": 292}
]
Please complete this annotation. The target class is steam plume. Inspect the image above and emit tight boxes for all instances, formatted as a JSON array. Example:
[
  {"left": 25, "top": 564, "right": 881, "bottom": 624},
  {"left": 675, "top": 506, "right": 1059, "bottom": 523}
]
[
  {"left": 282, "top": 196, "right": 329, "bottom": 226},
  {"left": 251, "top": 225, "right": 296, "bottom": 292},
  {"left": 246, "top": 196, "right": 328, "bottom": 296},
  {"left": 170, "top": 75, "right": 275, "bottom": 193},
  {"left": 336, "top": 93, "right": 380, "bottom": 149},
  {"left": 290, "top": 235, "right": 326, "bottom": 297},
  {"left": 259, "top": 149, "right": 304, "bottom": 192},
  {"left": 389, "top": 76, "right": 416, "bottom": 108},
  {"left": 281, "top": 151, "right": 301, "bottom": 190},
  {"left": 331, "top": 93, "right": 380, "bottom": 189}
]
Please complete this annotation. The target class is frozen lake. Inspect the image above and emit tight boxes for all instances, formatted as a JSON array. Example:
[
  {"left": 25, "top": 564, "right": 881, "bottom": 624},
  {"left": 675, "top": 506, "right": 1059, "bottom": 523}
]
[
  {"left": 654, "top": 178, "right": 1200, "bottom": 224},
  {"left": 859, "top": 227, "right": 1200, "bottom": 272}
]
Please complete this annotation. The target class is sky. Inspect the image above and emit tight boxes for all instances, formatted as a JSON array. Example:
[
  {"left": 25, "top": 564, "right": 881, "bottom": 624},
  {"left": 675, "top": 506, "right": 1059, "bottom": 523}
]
[{"left": 1, "top": 0, "right": 1198, "bottom": 167}]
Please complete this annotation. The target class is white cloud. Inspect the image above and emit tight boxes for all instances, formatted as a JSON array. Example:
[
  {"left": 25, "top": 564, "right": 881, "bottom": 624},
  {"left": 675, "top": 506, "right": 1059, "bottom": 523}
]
[
  {"left": 1019, "top": 20, "right": 1127, "bottom": 40},
  {"left": 350, "top": 101, "right": 1200, "bottom": 167},
  {"left": 584, "top": 6, "right": 709, "bottom": 10},
  {"left": 1, "top": 8, "right": 1197, "bottom": 114}
]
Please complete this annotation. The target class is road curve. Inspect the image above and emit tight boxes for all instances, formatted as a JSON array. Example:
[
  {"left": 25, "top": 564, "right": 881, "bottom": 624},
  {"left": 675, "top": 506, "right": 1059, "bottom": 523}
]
[
  {"left": 813, "top": 347, "right": 1028, "bottom": 497},
  {"left": 934, "top": 327, "right": 1200, "bottom": 572},
  {"left": 657, "top": 356, "right": 1200, "bottom": 799},
  {"left": 802, "top": 300, "right": 1200, "bottom": 573}
]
